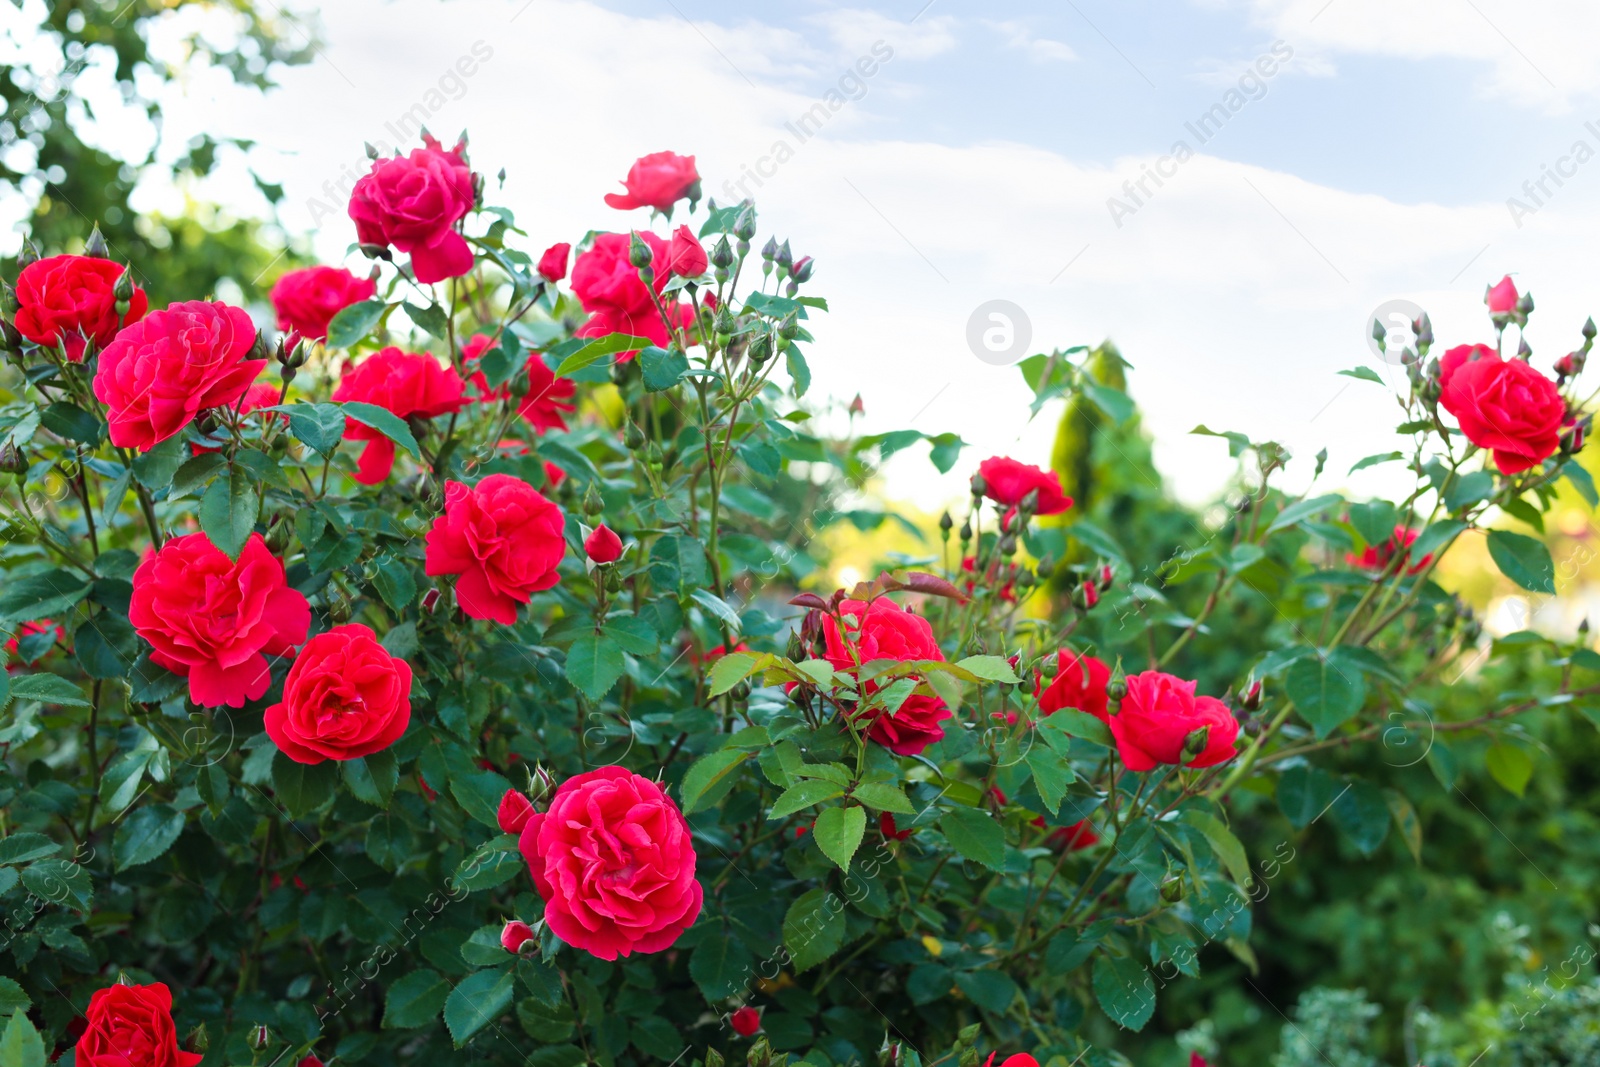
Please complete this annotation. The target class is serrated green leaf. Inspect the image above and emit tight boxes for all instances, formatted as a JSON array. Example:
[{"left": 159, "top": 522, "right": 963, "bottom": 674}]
[
  {"left": 814, "top": 805, "right": 866, "bottom": 871},
  {"left": 852, "top": 782, "right": 914, "bottom": 814},
  {"left": 770, "top": 779, "right": 844, "bottom": 819},
  {"left": 113, "top": 804, "right": 185, "bottom": 871},
  {"left": 940, "top": 806, "right": 1005, "bottom": 870},
  {"left": 679, "top": 749, "right": 750, "bottom": 815},
  {"left": 1486, "top": 529, "right": 1555, "bottom": 594},
  {"left": 384, "top": 969, "right": 450, "bottom": 1029},
  {"left": 445, "top": 966, "right": 515, "bottom": 1048},
  {"left": 1093, "top": 954, "right": 1156, "bottom": 1031},
  {"left": 327, "top": 299, "right": 387, "bottom": 348}
]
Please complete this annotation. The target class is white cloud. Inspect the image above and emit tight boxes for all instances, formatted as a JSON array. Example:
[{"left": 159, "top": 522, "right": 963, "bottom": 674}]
[
  {"left": 806, "top": 8, "right": 958, "bottom": 62},
  {"left": 983, "top": 20, "right": 1077, "bottom": 64}
]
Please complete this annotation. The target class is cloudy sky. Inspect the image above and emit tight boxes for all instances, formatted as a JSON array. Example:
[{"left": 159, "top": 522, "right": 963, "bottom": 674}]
[{"left": 61, "top": 0, "right": 1600, "bottom": 506}]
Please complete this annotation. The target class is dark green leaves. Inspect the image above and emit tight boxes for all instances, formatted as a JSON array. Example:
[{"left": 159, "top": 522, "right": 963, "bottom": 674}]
[
  {"left": 1286, "top": 649, "right": 1367, "bottom": 738},
  {"left": 112, "top": 805, "right": 185, "bottom": 871},
  {"left": 342, "top": 750, "right": 399, "bottom": 808},
  {"left": 7, "top": 673, "right": 89, "bottom": 707},
  {"left": 342, "top": 401, "right": 422, "bottom": 460},
  {"left": 940, "top": 807, "right": 1005, "bottom": 870},
  {"left": 0, "top": 1012, "right": 45, "bottom": 1067},
  {"left": 278, "top": 402, "right": 346, "bottom": 456},
  {"left": 1486, "top": 530, "right": 1555, "bottom": 593},
  {"left": 0, "top": 569, "right": 90, "bottom": 622},
  {"left": 198, "top": 463, "right": 258, "bottom": 558},
  {"left": 1092, "top": 954, "right": 1156, "bottom": 1031},
  {"left": 813, "top": 805, "right": 866, "bottom": 871},
  {"left": 690, "top": 930, "right": 755, "bottom": 1000},
  {"left": 782, "top": 887, "right": 845, "bottom": 972},
  {"left": 639, "top": 346, "right": 689, "bottom": 391},
  {"left": 445, "top": 967, "right": 515, "bottom": 1047},
  {"left": 40, "top": 401, "right": 103, "bottom": 445},
  {"left": 680, "top": 749, "right": 751, "bottom": 815},
  {"left": 272, "top": 751, "right": 339, "bottom": 818},
  {"left": 327, "top": 299, "right": 387, "bottom": 348},
  {"left": 0, "top": 833, "right": 61, "bottom": 865},
  {"left": 384, "top": 969, "right": 451, "bottom": 1029},
  {"left": 566, "top": 632, "right": 625, "bottom": 701}
]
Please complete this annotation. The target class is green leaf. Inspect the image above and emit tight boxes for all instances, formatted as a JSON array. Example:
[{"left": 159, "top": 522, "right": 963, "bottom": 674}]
[
  {"left": 1337, "top": 365, "right": 1384, "bottom": 383},
  {"left": 371, "top": 555, "right": 417, "bottom": 614},
  {"left": 113, "top": 804, "right": 185, "bottom": 870},
  {"left": 1181, "top": 810, "right": 1251, "bottom": 888},
  {"left": 566, "top": 632, "right": 626, "bottom": 701},
  {"left": 1565, "top": 460, "right": 1599, "bottom": 506},
  {"left": 1092, "top": 954, "right": 1156, "bottom": 1031},
  {"left": 1330, "top": 779, "right": 1391, "bottom": 854},
  {"left": 690, "top": 930, "right": 755, "bottom": 1000},
  {"left": 1051, "top": 708, "right": 1112, "bottom": 748},
  {"left": 851, "top": 782, "right": 915, "bottom": 814},
  {"left": 21, "top": 858, "right": 92, "bottom": 912},
  {"left": 1386, "top": 790, "right": 1422, "bottom": 863},
  {"left": 708, "top": 651, "right": 762, "bottom": 697},
  {"left": 770, "top": 779, "right": 845, "bottom": 819},
  {"left": 516, "top": 999, "right": 575, "bottom": 1042},
  {"left": 41, "top": 401, "right": 103, "bottom": 445},
  {"left": 1346, "top": 500, "right": 1397, "bottom": 551},
  {"left": 451, "top": 771, "right": 515, "bottom": 830},
  {"left": 1486, "top": 530, "right": 1555, "bottom": 594},
  {"left": 131, "top": 435, "right": 185, "bottom": 490},
  {"left": 1485, "top": 742, "right": 1533, "bottom": 797},
  {"left": 403, "top": 299, "right": 450, "bottom": 339},
  {"left": 198, "top": 464, "right": 258, "bottom": 559},
  {"left": 786, "top": 345, "right": 811, "bottom": 397},
  {"left": 954, "top": 655, "right": 1020, "bottom": 683},
  {"left": 73, "top": 613, "right": 139, "bottom": 679},
  {"left": 343, "top": 750, "right": 399, "bottom": 808},
  {"left": 8, "top": 673, "right": 90, "bottom": 707},
  {"left": 278, "top": 402, "right": 347, "bottom": 455},
  {"left": 551, "top": 333, "right": 653, "bottom": 377},
  {"left": 1444, "top": 470, "right": 1495, "bottom": 511},
  {"left": 453, "top": 838, "right": 524, "bottom": 892},
  {"left": 0, "top": 833, "right": 61, "bottom": 866},
  {"left": 639, "top": 346, "right": 690, "bottom": 391},
  {"left": 384, "top": 969, "right": 451, "bottom": 1029},
  {"left": 783, "top": 887, "right": 846, "bottom": 972},
  {"left": 0, "top": 976, "right": 30, "bottom": 1016},
  {"left": 1411, "top": 519, "right": 1466, "bottom": 562},
  {"left": 1025, "top": 746, "right": 1074, "bottom": 816},
  {"left": 813, "top": 805, "right": 866, "bottom": 871},
  {"left": 327, "top": 299, "right": 387, "bottom": 348},
  {"left": 1267, "top": 493, "right": 1344, "bottom": 534},
  {"left": 0, "top": 568, "right": 91, "bottom": 621},
  {"left": 940, "top": 807, "right": 1006, "bottom": 870},
  {"left": 1349, "top": 451, "right": 1403, "bottom": 473},
  {"left": 0, "top": 1011, "right": 45, "bottom": 1067},
  {"left": 679, "top": 749, "right": 750, "bottom": 815},
  {"left": 516, "top": 958, "right": 565, "bottom": 1009},
  {"left": 1277, "top": 764, "right": 1341, "bottom": 830},
  {"left": 272, "top": 751, "right": 339, "bottom": 818},
  {"left": 99, "top": 749, "right": 154, "bottom": 814},
  {"left": 342, "top": 401, "right": 422, "bottom": 460},
  {"left": 953, "top": 970, "right": 1021, "bottom": 1014},
  {"left": 1286, "top": 653, "right": 1366, "bottom": 738},
  {"left": 445, "top": 966, "right": 516, "bottom": 1048},
  {"left": 690, "top": 589, "right": 743, "bottom": 633}
]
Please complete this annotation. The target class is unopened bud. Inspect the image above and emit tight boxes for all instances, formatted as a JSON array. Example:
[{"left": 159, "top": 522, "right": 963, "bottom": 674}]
[
  {"left": 1415, "top": 312, "right": 1434, "bottom": 347},
  {"left": 714, "top": 303, "right": 736, "bottom": 336},
  {"left": 969, "top": 473, "right": 988, "bottom": 498},
  {"left": 358, "top": 242, "right": 391, "bottom": 260},
  {"left": 625, "top": 422, "right": 646, "bottom": 451},
  {"left": 421, "top": 588, "right": 441, "bottom": 614},
  {"left": 264, "top": 520, "right": 291, "bottom": 555},
  {"left": 1039, "top": 653, "right": 1060, "bottom": 679},
  {"left": 747, "top": 1035, "right": 773, "bottom": 1067},
  {"left": 501, "top": 920, "right": 537, "bottom": 954},
  {"left": 186, "top": 1023, "right": 209, "bottom": 1054},
  {"left": 958, "top": 1046, "right": 980, "bottom": 1067},
  {"left": 1075, "top": 582, "right": 1099, "bottom": 610},
  {"left": 0, "top": 443, "right": 26, "bottom": 476},
  {"left": 792, "top": 255, "right": 815, "bottom": 283},
  {"left": 365, "top": 141, "right": 380, "bottom": 160},
  {"left": 1517, "top": 290, "right": 1535, "bottom": 317},
  {"left": 529, "top": 764, "right": 556, "bottom": 803},
  {"left": 1517, "top": 336, "right": 1532, "bottom": 360},
  {"left": 1034, "top": 554, "right": 1054, "bottom": 579},
  {"left": 628, "top": 231, "right": 653, "bottom": 269},
  {"left": 939, "top": 511, "right": 953, "bottom": 534},
  {"left": 113, "top": 269, "right": 135, "bottom": 305},
  {"left": 735, "top": 204, "right": 757, "bottom": 242},
  {"left": 250, "top": 1025, "right": 272, "bottom": 1051},
  {"left": 1099, "top": 563, "right": 1114, "bottom": 590},
  {"left": 1242, "top": 678, "right": 1263, "bottom": 710},
  {"left": 778, "top": 312, "right": 800, "bottom": 340},
  {"left": 325, "top": 583, "right": 353, "bottom": 624},
  {"left": 1585, "top": 317, "right": 1597, "bottom": 341},
  {"left": 85, "top": 224, "right": 108, "bottom": 258},
  {"left": 775, "top": 240, "right": 793, "bottom": 273},
  {"left": 711, "top": 235, "right": 735, "bottom": 269},
  {"left": 509, "top": 372, "right": 531, "bottom": 399},
  {"left": 583, "top": 483, "right": 604, "bottom": 516},
  {"left": 1020, "top": 487, "right": 1040, "bottom": 515},
  {"left": 760, "top": 236, "right": 778, "bottom": 262},
  {"left": 1160, "top": 875, "right": 1185, "bottom": 902},
  {"left": 958, "top": 520, "right": 972, "bottom": 542},
  {"left": 16, "top": 241, "right": 39, "bottom": 271},
  {"left": 747, "top": 331, "right": 774, "bottom": 364},
  {"left": 877, "top": 1040, "right": 900, "bottom": 1067},
  {"left": 1106, "top": 678, "right": 1127, "bottom": 703},
  {"left": 1181, "top": 725, "right": 1211, "bottom": 761},
  {"left": 999, "top": 533, "right": 1018, "bottom": 558},
  {"left": 707, "top": 1049, "right": 727, "bottom": 1067}
]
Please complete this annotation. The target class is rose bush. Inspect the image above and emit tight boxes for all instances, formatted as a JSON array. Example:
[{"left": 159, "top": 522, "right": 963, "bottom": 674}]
[{"left": 0, "top": 136, "right": 1595, "bottom": 1067}]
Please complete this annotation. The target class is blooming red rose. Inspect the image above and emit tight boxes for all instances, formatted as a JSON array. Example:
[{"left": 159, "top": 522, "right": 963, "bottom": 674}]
[
  {"left": 330, "top": 347, "right": 465, "bottom": 483},
  {"left": 538, "top": 242, "right": 571, "bottom": 282},
  {"left": 585, "top": 523, "right": 623, "bottom": 564},
  {"left": 270, "top": 265, "right": 377, "bottom": 342},
  {"left": 603, "top": 151, "right": 700, "bottom": 213},
  {"left": 5, "top": 618, "right": 65, "bottom": 669},
  {"left": 349, "top": 134, "right": 474, "bottom": 284},
  {"left": 497, "top": 788, "right": 534, "bottom": 834},
  {"left": 93, "top": 301, "right": 266, "bottom": 452},
  {"left": 730, "top": 1006, "right": 762, "bottom": 1037},
  {"left": 15, "top": 254, "right": 147, "bottom": 361},
  {"left": 501, "top": 920, "right": 536, "bottom": 953},
  {"left": 76, "top": 981, "right": 201, "bottom": 1067},
  {"left": 1486, "top": 275, "right": 1518, "bottom": 316},
  {"left": 977, "top": 456, "right": 1073, "bottom": 517},
  {"left": 518, "top": 765, "right": 702, "bottom": 959},
  {"left": 982, "top": 1054, "right": 1040, "bottom": 1067},
  {"left": 821, "top": 598, "right": 953, "bottom": 755},
  {"left": 129, "top": 532, "right": 310, "bottom": 709},
  {"left": 571, "top": 231, "right": 691, "bottom": 353},
  {"left": 264, "top": 623, "right": 412, "bottom": 763},
  {"left": 1037, "top": 649, "right": 1112, "bottom": 722},
  {"left": 1345, "top": 524, "right": 1432, "bottom": 575},
  {"left": 425, "top": 474, "right": 567, "bottom": 625},
  {"left": 665, "top": 224, "right": 708, "bottom": 277},
  {"left": 1111, "top": 670, "right": 1239, "bottom": 771},
  {"left": 1438, "top": 347, "right": 1565, "bottom": 474}
]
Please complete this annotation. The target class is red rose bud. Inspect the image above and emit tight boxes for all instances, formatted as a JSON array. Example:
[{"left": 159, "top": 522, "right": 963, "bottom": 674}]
[
  {"left": 879, "top": 812, "right": 913, "bottom": 841},
  {"left": 1242, "top": 678, "right": 1263, "bottom": 710},
  {"left": 730, "top": 1006, "right": 762, "bottom": 1037},
  {"left": 299, "top": 1057, "right": 325, "bottom": 1067},
  {"left": 1100, "top": 564, "right": 1114, "bottom": 590},
  {"left": 1485, "top": 274, "right": 1519, "bottom": 317},
  {"left": 666, "top": 225, "right": 708, "bottom": 278},
  {"left": 849, "top": 393, "right": 865, "bottom": 416},
  {"left": 501, "top": 919, "right": 537, "bottom": 954},
  {"left": 538, "top": 242, "right": 571, "bottom": 283},
  {"left": 585, "top": 523, "right": 624, "bottom": 564},
  {"left": 498, "top": 789, "right": 535, "bottom": 834},
  {"left": 1077, "top": 582, "right": 1100, "bottom": 609},
  {"left": 421, "top": 588, "right": 441, "bottom": 613}
]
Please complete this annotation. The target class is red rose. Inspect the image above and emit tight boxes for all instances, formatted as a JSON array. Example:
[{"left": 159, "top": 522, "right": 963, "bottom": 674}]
[
  {"left": 497, "top": 788, "right": 534, "bottom": 834},
  {"left": 821, "top": 598, "right": 953, "bottom": 756},
  {"left": 585, "top": 523, "right": 623, "bottom": 564},
  {"left": 665, "top": 224, "right": 708, "bottom": 277},
  {"left": 330, "top": 347, "right": 465, "bottom": 483},
  {"left": 76, "top": 981, "right": 202, "bottom": 1067},
  {"left": 978, "top": 456, "right": 1073, "bottom": 517},
  {"left": 348, "top": 134, "right": 475, "bottom": 284},
  {"left": 93, "top": 301, "right": 266, "bottom": 452},
  {"left": 518, "top": 765, "right": 702, "bottom": 959},
  {"left": 603, "top": 151, "right": 700, "bottom": 213},
  {"left": 571, "top": 231, "right": 689, "bottom": 353},
  {"left": 130, "top": 532, "right": 310, "bottom": 709},
  {"left": 1438, "top": 348, "right": 1565, "bottom": 474},
  {"left": 1485, "top": 275, "right": 1518, "bottom": 316},
  {"left": 538, "top": 242, "right": 571, "bottom": 282},
  {"left": 264, "top": 623, "right": 412, "bottom": 763},
  {"left": 981, "top": 1054, "right": 1040, "bottom": 1067},
  {"left": 501, "top": 920, "right": 536, "bottom": 953},
  {"left": 14, "top": 254, "right": 147, "bottom": 361},
  {"left": 1190, "top": 1055, "right": 1211, "bottom": 1067},
  {"left": 424, "top": 474, "right": 567, "bottom": 625},
  {"left": 1046, "top": 819, "right": 1099, "bottom": 851},
  {"left": 879, "top": 812, "right": 914, "bottom": 841},
  {"left": 1037, "top": 649, "right": 1112, "bottom": 721},
  {"left": 1344, "top": 525, "right": 1431, "bottom": 575},
  {"left": 689, "top": 641, "right": 749, "bottom": 666},
  {"left": 270, "top": 266, "right": 377, "bottom": 342},
  {"left": 1111, "top": 670, "right": 1239, "bottom": 771},
  {"left": 730, "top": 1006, "right": 762, "bottom": 1036}
]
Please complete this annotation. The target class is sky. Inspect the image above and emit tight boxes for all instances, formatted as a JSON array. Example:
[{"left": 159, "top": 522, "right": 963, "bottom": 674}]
[{"left": 30, "top": 0, "right": 1600, "bottom": 510}]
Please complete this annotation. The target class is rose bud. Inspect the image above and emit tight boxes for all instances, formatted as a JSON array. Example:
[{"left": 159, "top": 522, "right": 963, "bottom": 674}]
[
  {"left": 501, "top": 920, "right": 537, "bottom": 954},
  {"left": 497, "top": 789, "right": 534, "bottom": 834},
  {"left": 666, "top": 225, "right": 708, "bottom": 278},
  {"left": 1241, "top": 678, "right": 1263, "bottom": 711},
  {"left": 1099, "top": 564, "right": 1114, "bottom": 590},
  {"left": 250, "top": 1025, "right": 272, "bottom": 1051},
  {"left": 585, "top": 523, "right": 624, "bottom": 564},
  {"left": 730, "top": 1006, "right": 762, "bottom": 1037},
  {"left": 537, "top": 242, "right": 571, "bottom": 283},
  {"left": 298, "top": 1058, "right": 325, "bottom": 1067},
  {"left": 1485, "top": 274, "right": 1518, "bottom": 317}
]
